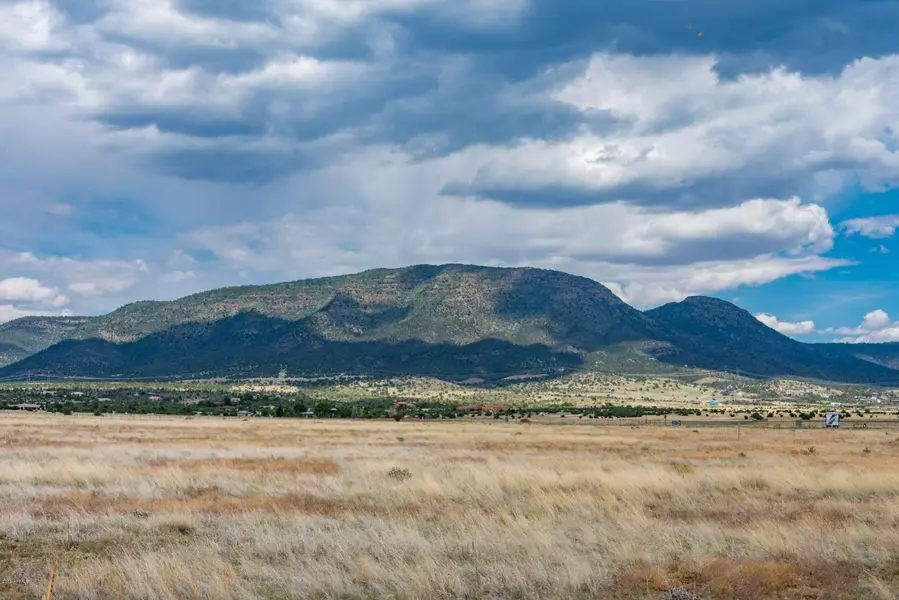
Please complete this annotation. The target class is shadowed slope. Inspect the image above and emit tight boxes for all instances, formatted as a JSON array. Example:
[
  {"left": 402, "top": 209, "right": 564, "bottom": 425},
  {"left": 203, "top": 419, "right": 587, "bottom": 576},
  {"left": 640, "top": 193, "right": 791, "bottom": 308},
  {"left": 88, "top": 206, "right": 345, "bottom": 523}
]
[
  {"left": 646, "top": 297, "right": 899, "bottom": 383},
  {"left": 6, "top": 312, "right": 584, "bottom": 379}
]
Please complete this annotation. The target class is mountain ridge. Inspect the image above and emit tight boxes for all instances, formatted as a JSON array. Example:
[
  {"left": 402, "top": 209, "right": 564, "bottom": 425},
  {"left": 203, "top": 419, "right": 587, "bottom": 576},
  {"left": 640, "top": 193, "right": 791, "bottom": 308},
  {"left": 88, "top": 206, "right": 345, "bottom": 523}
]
[
  {"left": 0, "top": 316, "right": 95, "bottom": 368},
  {"left": 2, "top": 264, "right": 899, "bottom": 384},
  {"left": 645, "top": 297, "right": 899, "bottom": 382}
]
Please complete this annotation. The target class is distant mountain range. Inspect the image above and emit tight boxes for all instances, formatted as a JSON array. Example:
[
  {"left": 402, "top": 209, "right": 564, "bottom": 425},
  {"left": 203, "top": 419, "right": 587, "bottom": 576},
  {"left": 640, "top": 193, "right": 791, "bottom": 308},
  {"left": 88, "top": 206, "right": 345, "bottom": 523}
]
[{"left": 2, "top": 264, "right": 899, "bottom": 384}]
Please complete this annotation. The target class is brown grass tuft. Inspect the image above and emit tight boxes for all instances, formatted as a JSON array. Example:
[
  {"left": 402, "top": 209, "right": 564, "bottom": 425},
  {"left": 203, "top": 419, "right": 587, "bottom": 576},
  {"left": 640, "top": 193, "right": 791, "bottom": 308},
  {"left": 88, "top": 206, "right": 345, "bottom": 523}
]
[{"left": 144, "top": 457, "right": 340, "bottom": 475}]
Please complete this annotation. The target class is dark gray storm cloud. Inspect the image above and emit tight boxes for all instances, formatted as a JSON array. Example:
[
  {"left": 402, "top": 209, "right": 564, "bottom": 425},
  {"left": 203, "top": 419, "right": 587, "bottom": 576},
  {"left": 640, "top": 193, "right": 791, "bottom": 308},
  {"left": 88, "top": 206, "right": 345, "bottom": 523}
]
[
  {"left": 175, "top": 0, "right": 282, "bottom": 24},
  {"left": 98, "top": 109, "right": 269, "bottom": 138},
  {"left": 51, "top": 0, "right": 899, "bottom": 175},
  {"left": 20, "top": 0, "right": 899, "bottom": 193},
  {"left": 363, "top": 60, "right": 623, "bottom": 158},
  {"left": 388, "top": 0, "right": 898, "bottom": 77},
  {"left": 147, "top": 146, "right": 325, "bottom": 183}
]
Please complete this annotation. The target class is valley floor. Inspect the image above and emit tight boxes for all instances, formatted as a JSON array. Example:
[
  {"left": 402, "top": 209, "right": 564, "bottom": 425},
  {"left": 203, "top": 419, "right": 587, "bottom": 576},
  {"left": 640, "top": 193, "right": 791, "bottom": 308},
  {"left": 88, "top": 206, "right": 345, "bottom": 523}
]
[{"left": 2, "top": 414, "right": 899, "bottom": 599}]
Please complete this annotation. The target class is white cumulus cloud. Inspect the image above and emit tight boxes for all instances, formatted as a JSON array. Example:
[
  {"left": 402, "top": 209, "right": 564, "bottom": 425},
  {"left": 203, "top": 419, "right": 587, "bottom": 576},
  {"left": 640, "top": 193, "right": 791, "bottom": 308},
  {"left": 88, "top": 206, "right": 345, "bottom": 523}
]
[
  {"left": 9, "top": 253, "right": 149, "bottom": 296},
  {"left": 158, "top": 270, "right": 197, "bottom": 284},
  {"left": 755, "top": 313, "right": 816, "bottom": 336},
  {"left": 828, "top": 309, "right": 899, "bottom": 343},
  {"left": 842, "top": 215, "right": 899, "bottom": 238},
  {"left": 0, "top": 277, "right": 68, "bottom": 307},
  {"left": 0, "top": 304, "right": 73, "bottom": 324},
  {"left": 0, "top": 1, "right": 70, "bottom": 53},
  {"left": 598, "top": 255, "right": 851, "bottom": 308},
  {"left": 452, "top": 53, "right": 899, "bottom": 207}
]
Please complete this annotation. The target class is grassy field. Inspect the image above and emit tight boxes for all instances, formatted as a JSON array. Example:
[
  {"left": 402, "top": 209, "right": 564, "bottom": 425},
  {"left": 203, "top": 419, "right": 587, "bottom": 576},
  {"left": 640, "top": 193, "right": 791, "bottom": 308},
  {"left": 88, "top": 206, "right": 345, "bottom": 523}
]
[{"left": 3, "top": 414, "right": 899, "bottom": 599}]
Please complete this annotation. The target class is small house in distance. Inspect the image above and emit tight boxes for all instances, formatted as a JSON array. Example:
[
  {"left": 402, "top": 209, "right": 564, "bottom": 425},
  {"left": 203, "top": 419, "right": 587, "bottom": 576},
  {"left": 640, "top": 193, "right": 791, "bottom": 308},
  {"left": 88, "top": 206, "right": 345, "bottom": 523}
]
[
  {"left": 8, "top": 403, "right": 44, "bottom": 412},
  {"left": 389, "top": 400, "right": 416, "bottom": 418}
]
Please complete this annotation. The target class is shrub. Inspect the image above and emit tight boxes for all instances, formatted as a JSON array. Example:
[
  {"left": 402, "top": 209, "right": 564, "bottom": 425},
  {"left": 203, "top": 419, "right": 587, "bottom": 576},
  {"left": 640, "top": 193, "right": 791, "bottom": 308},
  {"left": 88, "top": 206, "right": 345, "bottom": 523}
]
[
  {"left": 666, "top": 587, "right": 700, "bottom": 600},
  {"left": 673, "top": 462, "right": 694, "bottom": 475},
  {"left": 387, "top": 467, "right": 412, "bottom": 482}
]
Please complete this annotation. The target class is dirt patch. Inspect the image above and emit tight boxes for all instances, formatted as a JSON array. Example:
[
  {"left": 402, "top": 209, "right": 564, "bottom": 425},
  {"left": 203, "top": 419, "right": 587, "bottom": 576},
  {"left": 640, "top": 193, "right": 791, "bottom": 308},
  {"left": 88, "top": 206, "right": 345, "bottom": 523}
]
[
  {"left": 474, "top": 440, "right": 640, "bottom": 455},
  {"left": 25, "top": 489, "right": 417, "bottom": 519},
  {"left": 447, "top": 456, "right": 488, "bottom": 463},
  {"left": 141, "top": 457, "right": 340, "bottom": 475},
  {"left": 614, "top": 559, "right": 868, "bottom": 600},
  {"left": 0, "top": 438, "right": 98, "bottom": 449},
  {"left": 653, "top": 500, "right": 873, "bottom": 527}
]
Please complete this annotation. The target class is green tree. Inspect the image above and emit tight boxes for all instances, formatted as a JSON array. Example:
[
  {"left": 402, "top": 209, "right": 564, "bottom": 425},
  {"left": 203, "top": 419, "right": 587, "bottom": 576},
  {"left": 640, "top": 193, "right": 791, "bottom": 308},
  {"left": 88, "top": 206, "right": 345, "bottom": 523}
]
[{"left": 314, "top": 402, "right": 334, "bottom": 418}]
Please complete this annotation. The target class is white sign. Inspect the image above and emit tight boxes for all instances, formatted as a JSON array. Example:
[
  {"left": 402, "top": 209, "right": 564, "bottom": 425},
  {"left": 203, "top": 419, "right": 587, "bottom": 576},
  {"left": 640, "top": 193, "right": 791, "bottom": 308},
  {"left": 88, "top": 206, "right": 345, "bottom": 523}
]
[{"left": 825, "top": 412, "right": 840, "bottom": 427}]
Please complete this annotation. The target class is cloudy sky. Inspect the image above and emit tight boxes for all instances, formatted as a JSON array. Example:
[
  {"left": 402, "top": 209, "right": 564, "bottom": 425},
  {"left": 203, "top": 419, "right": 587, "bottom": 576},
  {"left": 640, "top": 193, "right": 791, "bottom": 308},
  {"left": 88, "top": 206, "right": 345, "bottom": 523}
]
[{"left": 1, "top": 0, "right": 899, "bottom": 343}]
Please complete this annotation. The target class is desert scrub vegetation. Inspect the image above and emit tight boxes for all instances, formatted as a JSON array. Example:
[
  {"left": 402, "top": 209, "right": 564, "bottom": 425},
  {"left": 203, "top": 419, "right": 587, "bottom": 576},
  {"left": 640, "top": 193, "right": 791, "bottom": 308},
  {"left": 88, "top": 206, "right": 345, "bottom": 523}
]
[
  {"left": 3, "top": 413, "right": 899, "bottom": 599},
  {"left": 386, "top": 466, "right": 412, "bottom": 482}
]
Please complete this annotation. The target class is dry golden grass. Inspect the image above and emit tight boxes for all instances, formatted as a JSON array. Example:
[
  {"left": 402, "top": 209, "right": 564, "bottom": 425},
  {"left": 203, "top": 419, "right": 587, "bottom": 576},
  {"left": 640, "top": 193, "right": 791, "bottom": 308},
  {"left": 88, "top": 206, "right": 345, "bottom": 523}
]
[{"left": 3, "top": 413, "right": 899, "bottom": 599}]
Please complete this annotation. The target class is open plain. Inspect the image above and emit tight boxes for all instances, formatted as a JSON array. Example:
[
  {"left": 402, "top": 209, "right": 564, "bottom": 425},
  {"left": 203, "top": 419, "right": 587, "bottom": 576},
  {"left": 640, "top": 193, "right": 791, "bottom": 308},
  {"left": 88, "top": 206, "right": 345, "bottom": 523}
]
[{"left": 3, "top": 413, "right": 899, "bottom": 599}]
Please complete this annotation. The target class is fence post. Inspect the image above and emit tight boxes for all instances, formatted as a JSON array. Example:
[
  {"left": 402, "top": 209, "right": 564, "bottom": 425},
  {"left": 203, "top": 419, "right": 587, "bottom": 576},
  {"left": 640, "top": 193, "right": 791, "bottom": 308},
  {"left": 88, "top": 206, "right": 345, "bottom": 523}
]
[{"left": 43, "top": 566, "right": 56, "bottom": 600}]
